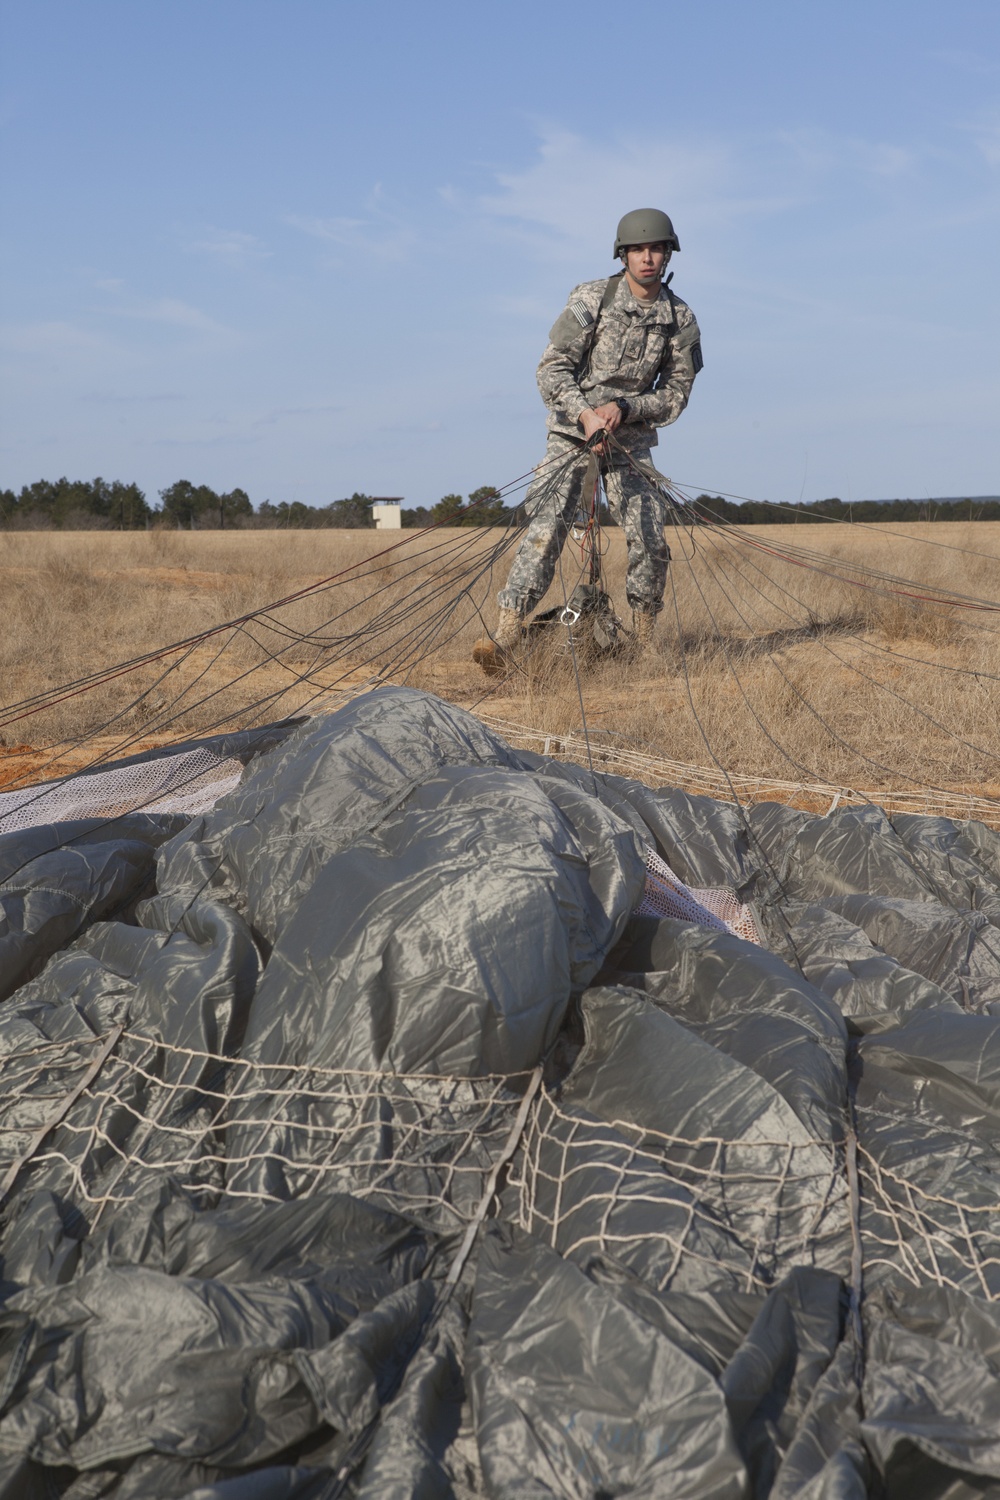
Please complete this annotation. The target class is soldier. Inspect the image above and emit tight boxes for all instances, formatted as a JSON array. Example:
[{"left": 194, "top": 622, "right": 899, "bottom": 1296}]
[{"left": 474, "top": 208, "right": 702, "bottom": 671}]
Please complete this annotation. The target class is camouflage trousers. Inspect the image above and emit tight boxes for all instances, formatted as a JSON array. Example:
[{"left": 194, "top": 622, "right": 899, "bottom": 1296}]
[{"left": 498, "top": 433, "right": 670, "bottom": 617}]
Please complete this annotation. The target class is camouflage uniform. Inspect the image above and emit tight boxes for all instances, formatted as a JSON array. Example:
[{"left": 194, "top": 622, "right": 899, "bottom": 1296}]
[{"left": 498, "top": 274, "right": 702, "bottom": 617}]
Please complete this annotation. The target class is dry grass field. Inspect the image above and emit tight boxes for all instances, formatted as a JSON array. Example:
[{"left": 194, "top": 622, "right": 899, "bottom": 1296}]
[{"left": 2, "top": 522, "right": 1000, "bottom": 816}]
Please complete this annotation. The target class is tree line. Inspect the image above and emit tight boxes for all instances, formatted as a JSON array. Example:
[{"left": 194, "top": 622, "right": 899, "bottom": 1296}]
[
  {"left": 690, "top": 494, "right": 1000, "bottom": 524},
  {"left": 0, "top": 478, "right": 519, "bottom": 530},
  {"left": 3, "top": 477, "right": 997, "bottom": 531}
]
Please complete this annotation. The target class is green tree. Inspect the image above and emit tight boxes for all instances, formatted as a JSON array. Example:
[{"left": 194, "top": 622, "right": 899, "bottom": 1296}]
[
  {"left": 256, "top": 499, "right": 311, "bottom": 527},
  {"left": 218, "top": 487, "right": 252, "bottom": 526},
  {"left": 424, "top": 487, "right": 512, "bottom": 528},
  {"left": 157, "top": 481, "right": 251, "bottom": 528},
  {"left": 0, "top": 476, "right": 150, "bottom": 528},
  {"left": 159, "top": 479, "right": 220, "bottom": 528},
  {"left": 429, "top": 493, "right": 466, "bottom": 525},
  {"left": 466, "top": 485, "right": 509, "bottom": 525},
  {"left": 323, "top": 493, "right": 375, "bottom": 528}
]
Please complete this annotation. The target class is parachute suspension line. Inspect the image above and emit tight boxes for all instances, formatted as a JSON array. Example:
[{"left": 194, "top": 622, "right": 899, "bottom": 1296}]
[
  {"left": 669, "top": 477, "right": 1000, "bottom": 568},
  {"left": 0, "top": 515, "right": 538, "bottom": 870},
  {"left": 555, "top": 541, "right": 597, "bottom": 788},
  {"left": 677, "top": 492, "right": 1000, "bottom": 622},
  {"left": 0, "top": 1023, "right": 125, "bottom": 1211},
  {"left": 671, "top": 492, "right": 1000, "bottom": 804},
  {"left": 176, "top": 522, "right": 519, "bottom": 736},
  {"left": 844, "top": 1063, "right": 867, "bottom": 1390},
  {"left": 614, "top": 449, "right": 1000, "bottom": 976},
  {"left": 443, "top": 1064, "right": 546, "bottom": 1294},
  {"left": 0, "top": 442, "right": 587, "bottom": 797},
  {"left": 689, "top": 511, "right": 1000, "bottom": 806},
  {"left": 700, "top": 563, "right": 1000, "bottom": 973},
  {"left": 0, "top": 497, "right": 534, "bottom": 797},
  {"left": 0, "top": 458, "right": 575, "bottom": 736},
  {"left": 678, "top": 484, "right": 1000, "bottom": 688},
  {"left": 688, "top": 509, "right": 1000, "bottom": 773},
  {"left": 166, "top": 447, "right": 582, "bottom": 720},
  {"left": 0, "top": 447, "right": 611, "bottom": 870},
  {"left": 654, "top": 496, "right": 816, "bottom": 963},
  {"left": 602, "top": 435, "right": 1000, "bottom": 806},
  {"left": 7, "top": 431, "right": 1000, "bottom": 854},
  {"left": 573, "top": 451, "right": 603, "bottom": 586}
]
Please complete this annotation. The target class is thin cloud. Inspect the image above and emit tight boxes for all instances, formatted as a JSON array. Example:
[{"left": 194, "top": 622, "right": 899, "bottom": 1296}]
[
  {"left": 0, "top": 320, "right": 114, "bottom": 355},
  {"left": 285, "top": 214, "right": 369, "bottom": 245},
  {"left": 777, "top": 127, "right": 917, "bottom": 179},
  {"left": 139, "top": 433, "right": 265, "bottom": 450},
  {"left": 251, "top": 402, "right": 343, "bottom": 428},
  {"left": 284, "top": 192, "right": 417, "bottom": 264},
  {"left": 965, "top": 111, "right": 1000, "bottom": 167},
  {"left": 469, "top": 124, "right": 786, "bottom": 267},
  {"left": 187, "top": 229, "right": 272, "bottom": 265},
  {"left": 79, "top": 390, "right": 185, "bottom": 405},
  {"left": 110, "top": 297, "right": 228, "bottom": 332},
  {"left": 89, "top": 281, "right": 234, "bottom": 337}
]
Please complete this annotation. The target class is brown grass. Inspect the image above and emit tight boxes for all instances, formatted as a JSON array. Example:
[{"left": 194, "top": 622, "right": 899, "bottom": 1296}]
[{"left": 2, "top": 522, "right": 1000, "bottom": 802}]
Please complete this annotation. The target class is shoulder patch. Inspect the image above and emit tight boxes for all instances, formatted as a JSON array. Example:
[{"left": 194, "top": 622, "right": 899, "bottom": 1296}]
[
  {"left": 568, "top": 299, "right": 595, "bottom": 329},
  {"left": 691, "top": 340, "right": 704, "bottom": 374},
  {"left": 548, "top": 307, "right": 591, "bottom": 351}
]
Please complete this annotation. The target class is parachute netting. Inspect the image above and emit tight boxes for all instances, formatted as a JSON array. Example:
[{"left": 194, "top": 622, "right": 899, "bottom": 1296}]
[
  {"left": 0, "top": 746, "right": 245, "bottom": 833},
  {"left": 3, "top": 1027, "right": 997, "bottom": 1303},
  {"left": 634, "top": 846, "right": 761, "bottom": 943}
]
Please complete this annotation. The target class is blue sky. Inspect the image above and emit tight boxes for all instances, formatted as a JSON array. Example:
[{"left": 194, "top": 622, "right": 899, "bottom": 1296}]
[{"left": 1, "top": 0, "right": 997, "bottom": 510}]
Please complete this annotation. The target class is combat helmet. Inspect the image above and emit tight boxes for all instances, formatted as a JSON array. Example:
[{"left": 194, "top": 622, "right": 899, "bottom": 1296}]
[{"left": 613, "top": 208, "right": 680, "bottom": 259}]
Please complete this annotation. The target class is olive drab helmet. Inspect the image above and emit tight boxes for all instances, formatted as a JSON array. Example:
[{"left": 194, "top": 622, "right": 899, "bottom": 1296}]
[{"left": 613, "top": 208, "right": 680, "bottom": 259}]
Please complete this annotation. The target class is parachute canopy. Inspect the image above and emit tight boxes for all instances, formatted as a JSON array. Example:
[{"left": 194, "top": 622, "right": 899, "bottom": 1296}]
[{"left": 1, "top": 688, "right": 999, "bottom": 1497}]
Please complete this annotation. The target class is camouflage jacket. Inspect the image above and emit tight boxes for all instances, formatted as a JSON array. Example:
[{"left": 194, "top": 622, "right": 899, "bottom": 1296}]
[{"left": 537, "top": 275, "right": 702, "bottom": 448}]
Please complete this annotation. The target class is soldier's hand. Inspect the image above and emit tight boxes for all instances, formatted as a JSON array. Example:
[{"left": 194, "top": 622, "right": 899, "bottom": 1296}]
[
  {"left": 591, "top": 402, "right": 623, "bottom": 432},
  {"left": 579, "top": 404, "right": 622, "bottom": 452}
]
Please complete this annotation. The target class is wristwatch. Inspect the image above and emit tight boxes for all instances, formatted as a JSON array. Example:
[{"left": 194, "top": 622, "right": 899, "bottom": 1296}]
[{"left": 614, "top": 397, "right": 630, "bottom": 421}]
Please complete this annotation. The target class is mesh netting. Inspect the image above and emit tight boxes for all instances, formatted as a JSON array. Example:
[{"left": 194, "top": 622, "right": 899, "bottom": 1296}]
[
  {"left": 856, "top": 1153, "right": 1000, "bottom": 1298},
  {"left": 4, "top": 1028, "right": 995, "bottom": 1300},
  {"left": 0, "top": 747, "right": 245, "bottom": 833},
  {"left": 511, "top": 1085, "right": 848, "bottom": 1293},
  {"left": 0, "top": 1030, "right": 526, "bottom": 1236},
  {"left": 634, "top": 847, "right": 762, "bottom": 944}
]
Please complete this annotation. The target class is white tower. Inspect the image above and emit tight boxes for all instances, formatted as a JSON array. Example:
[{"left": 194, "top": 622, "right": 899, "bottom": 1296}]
[{"left": 371, "top": 499, "right": 403, "bottom": 530}]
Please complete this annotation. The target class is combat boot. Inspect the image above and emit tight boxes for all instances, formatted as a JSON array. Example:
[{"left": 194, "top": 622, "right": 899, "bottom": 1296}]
[
  {"left": 632, "top": 609, "right": 657, "bottom": 650},
  {"left": 473, "top": 606, "right": 523, "bottom": 675}
]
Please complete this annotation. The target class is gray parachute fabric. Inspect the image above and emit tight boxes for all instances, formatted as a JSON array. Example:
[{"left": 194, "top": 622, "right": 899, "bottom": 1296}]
[{"left": 0, "top": 687, "right": 998, "bottom": 1495}]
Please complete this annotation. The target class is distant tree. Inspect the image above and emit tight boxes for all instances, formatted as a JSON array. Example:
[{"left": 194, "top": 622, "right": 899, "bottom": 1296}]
[
  {"left": 323, "top": 493, "right": 375, "bottom": 528},
  {"left": 105, "top": 480, "right": 150, "bottom": 528},
  {"left": 158, "top": 479, "right": 219, "bottom": 528},
  {"left": 429, "top": 493, "right": 466, "bottom": 525},
  {"left": 0, "top": 476, "right": 150, "bottom": 528},
  {"left": 256, "top": 499, "right": 319, "bottom": 527},
  {"left": 218, "top": 487, "right": 252, "bottom": 526},
  {"left": 419, "top": 487, "right": 514, "bottom": 528},
  {"left": 156, "top": 481, "right": 252, "bottom": 528},
  {"left": 466, "top": 485, "right": 509, "bottom": 525}
]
